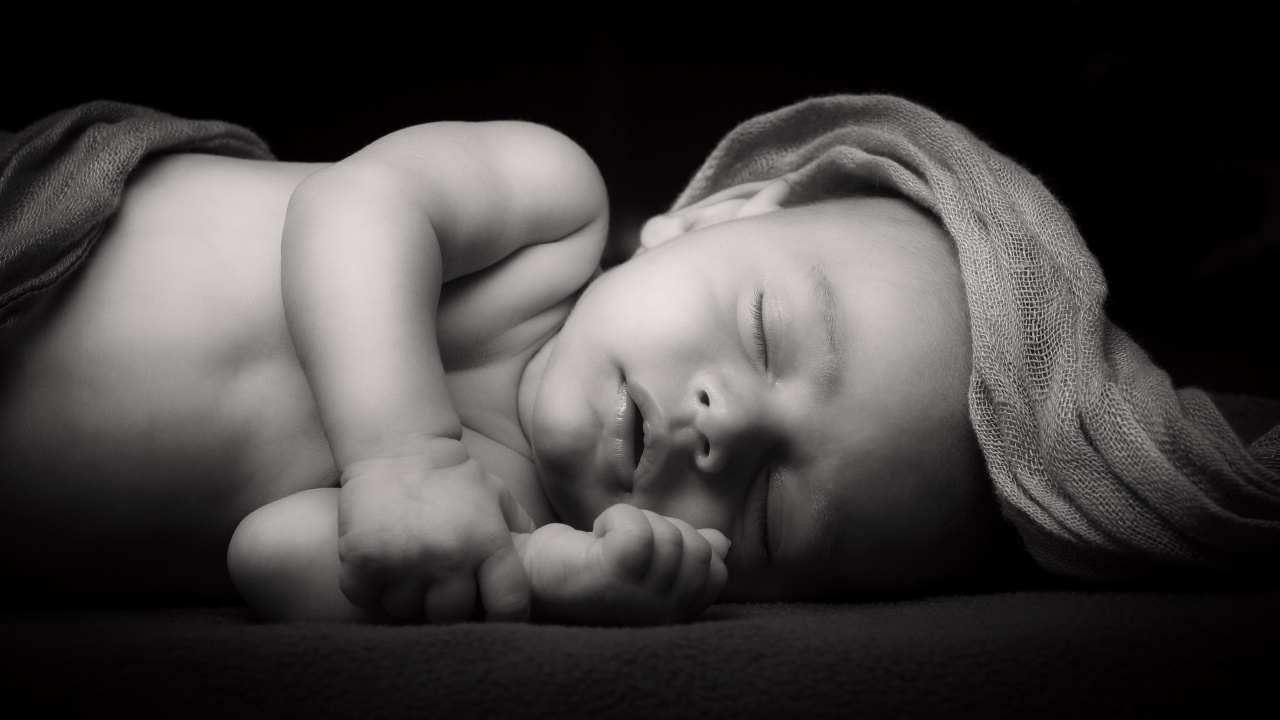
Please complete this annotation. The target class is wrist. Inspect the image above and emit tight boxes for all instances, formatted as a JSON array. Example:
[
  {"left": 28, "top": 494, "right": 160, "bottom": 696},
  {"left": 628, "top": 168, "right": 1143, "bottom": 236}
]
[{"left": 340, "top": 434, "right": 471, "bottom": 484}]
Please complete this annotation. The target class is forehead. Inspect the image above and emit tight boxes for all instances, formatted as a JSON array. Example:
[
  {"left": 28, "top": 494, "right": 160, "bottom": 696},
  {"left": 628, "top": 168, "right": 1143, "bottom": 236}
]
[{"left": 753, "top": 198, "right": 954, "bottom": 274}]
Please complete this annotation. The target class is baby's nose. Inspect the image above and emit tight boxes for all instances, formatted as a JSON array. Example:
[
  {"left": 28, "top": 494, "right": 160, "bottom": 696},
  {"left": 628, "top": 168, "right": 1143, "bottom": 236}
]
[{"left": 688, "top": 373, "right": 767, "bottom": 475}]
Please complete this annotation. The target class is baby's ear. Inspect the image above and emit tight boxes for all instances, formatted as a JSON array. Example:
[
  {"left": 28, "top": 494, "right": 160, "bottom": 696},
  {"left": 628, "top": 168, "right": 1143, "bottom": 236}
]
[{"left": 637, "top": 178, "right": 790, "bottom": 254}]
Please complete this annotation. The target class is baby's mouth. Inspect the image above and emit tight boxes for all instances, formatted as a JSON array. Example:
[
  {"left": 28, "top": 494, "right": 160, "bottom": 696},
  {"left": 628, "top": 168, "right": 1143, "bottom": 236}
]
[
  {"left": 620, "top": 380, "right": 664, "bottom": 491},
  {"left": 631, "top": 398, "right": 646, "bottom": 470}
]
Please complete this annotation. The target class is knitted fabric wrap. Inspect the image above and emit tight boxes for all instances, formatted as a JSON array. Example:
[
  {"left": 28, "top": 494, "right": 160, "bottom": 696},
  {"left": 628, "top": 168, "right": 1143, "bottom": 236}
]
[
  {"left": 0, "top": 101, "right": 273, "bottom": 329},
  {"left": 674, "top": 95, "right": 1280, "bottom": 581}
]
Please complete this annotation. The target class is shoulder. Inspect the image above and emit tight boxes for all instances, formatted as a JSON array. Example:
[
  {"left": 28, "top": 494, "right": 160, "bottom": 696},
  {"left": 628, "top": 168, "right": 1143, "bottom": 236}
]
[
  {"left": 291, "top": 120, "right": 608, "bottom": 284},
  {"left": 346, "top": 120, "right": 607, "bottom": 226}
]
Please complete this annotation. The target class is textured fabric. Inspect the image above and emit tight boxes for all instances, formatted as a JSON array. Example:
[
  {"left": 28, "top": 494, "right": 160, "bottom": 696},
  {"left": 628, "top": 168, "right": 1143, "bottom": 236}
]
[
  {"left": 6, "top": 590, "right": 1278, "bottom": 719},
  {"left": 0, "top": 101, "right": 273, "bottom": 328},
  {"left": 674, "top": 95, "right": 1280, "bottom": 582}
]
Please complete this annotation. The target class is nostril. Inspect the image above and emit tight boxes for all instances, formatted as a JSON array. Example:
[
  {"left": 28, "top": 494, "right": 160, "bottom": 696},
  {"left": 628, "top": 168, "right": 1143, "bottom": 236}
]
[{"left": 698, "top": 390, "right": 710, "bottom": 406}]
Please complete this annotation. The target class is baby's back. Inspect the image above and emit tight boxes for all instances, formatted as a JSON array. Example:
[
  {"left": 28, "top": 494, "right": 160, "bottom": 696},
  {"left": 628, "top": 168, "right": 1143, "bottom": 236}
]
[{"left": 0, "top": 154, "right": 336, "bottom": 602}]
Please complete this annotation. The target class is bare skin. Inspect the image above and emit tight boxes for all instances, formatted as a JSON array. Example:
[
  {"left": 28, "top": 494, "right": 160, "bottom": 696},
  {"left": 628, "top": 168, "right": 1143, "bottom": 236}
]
[
  {"left": 0, "top": 154, "right": 332, "bottom": 602},
  {"left": 0, "top": 124, "right": 1008, "bottom": 622},
  {"left": 0, "top": 128, "right": 728, "bottom": 623}
]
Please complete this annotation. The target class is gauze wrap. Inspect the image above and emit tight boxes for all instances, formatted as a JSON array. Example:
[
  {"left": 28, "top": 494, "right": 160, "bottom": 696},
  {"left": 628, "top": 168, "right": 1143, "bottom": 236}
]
[
  {"left": 674, "top": 95, "right": 1280, "bottom": 582},
  {"left": 1, "top": 101, "right": 273, "bottom": 329}
]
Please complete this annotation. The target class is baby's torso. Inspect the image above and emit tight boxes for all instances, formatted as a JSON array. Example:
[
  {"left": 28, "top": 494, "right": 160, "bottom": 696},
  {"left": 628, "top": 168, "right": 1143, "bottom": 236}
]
[{"left": 0, "top": 154, "right": 560, "bottom": 601}]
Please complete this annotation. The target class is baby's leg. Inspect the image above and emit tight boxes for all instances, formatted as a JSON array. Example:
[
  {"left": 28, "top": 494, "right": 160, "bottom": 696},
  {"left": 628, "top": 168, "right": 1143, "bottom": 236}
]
[{"left": 228, "top": 489, "right": 384, "bottom": 623}]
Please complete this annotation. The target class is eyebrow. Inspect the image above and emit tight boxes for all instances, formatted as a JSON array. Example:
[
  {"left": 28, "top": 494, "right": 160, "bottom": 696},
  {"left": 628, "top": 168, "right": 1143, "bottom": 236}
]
[{"left": 803, "top": 264, "right": 847, "bottom": 396}]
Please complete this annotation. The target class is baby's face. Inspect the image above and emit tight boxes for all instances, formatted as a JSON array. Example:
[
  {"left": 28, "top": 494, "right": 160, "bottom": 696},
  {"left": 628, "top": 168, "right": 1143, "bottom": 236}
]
[{"left": 524, "top": 198, "right": 1004, "bottom": 600}]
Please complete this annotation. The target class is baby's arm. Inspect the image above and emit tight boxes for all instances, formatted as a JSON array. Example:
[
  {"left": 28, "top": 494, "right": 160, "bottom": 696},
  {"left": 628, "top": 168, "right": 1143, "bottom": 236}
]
[
  {"left": 281, "top": 123, "right": 606, "bottom": 622},
  {"left": 230, "top": 489, "right": 380, "bottom": 623},
  {"left": 230, "top": 491, "right": 729, "bottom": 625}
]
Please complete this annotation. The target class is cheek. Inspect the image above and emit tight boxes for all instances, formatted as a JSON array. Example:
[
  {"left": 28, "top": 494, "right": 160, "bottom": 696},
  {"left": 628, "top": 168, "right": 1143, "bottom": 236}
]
[
  {"left": 528, "top": 410, "right": 600, "bottom": 530},
  {"left": 834, "top": 462, "right": 979, "bottom": 593},
  {"left": 585, "top": 258, "right": 709, "bottom": 337},
  {"left": 531, "top": 378, "right": 591, "bottom": 471}
]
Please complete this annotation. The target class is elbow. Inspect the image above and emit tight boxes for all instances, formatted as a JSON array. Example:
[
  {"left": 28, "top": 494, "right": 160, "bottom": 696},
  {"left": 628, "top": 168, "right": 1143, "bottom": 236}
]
[
  {"left": 227, "top": 490, "right": 372, "bottom": 623},
  {"left": 227, "top": 505, "right": 294, "bottom": 622}
]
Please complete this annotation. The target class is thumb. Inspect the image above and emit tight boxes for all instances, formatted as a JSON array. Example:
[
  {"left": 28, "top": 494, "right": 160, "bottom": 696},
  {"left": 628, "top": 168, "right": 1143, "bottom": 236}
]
[
  {"left": 697, "top": 528, "right": 731, "bottom": 560},
  {"left": 477, "top": 541, "right": 532, "bottom": 623},
  {"left": 489, "top": 473, "right": 536, "bottom": 533}
]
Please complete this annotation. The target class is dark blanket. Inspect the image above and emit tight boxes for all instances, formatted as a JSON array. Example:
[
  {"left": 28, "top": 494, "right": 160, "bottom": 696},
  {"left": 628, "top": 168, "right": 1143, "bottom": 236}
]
[
  {"left": 0, "top": 102, "right": 271, "bottom": 328},
  {"left": 4, "top": 590, "right": 1276, "bottom": 718}
]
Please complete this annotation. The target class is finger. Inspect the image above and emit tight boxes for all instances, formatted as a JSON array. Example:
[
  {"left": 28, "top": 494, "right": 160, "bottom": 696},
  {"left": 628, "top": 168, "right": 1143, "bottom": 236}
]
[
  {"left": 666, "top": 517, "right": 714, "bottom": 609},
  {"left": 594, "top": 504, "right": 654, "bottom": 583},
  {"left": 476, "top": 542, "right": 531, "bottom": 622},
  {"left": 489, "top": 473, "right": 536, "bottom": 534},
  {"left": 697, "top": 528, "right": 731, "bottom": 560},
  {"left": 338, "top": 562, "right": 385, "bottom": 609},
  {"left": 639, "top": 510, "right": 684, "bottom": 591},
  {"left": 380, "top": 578, "right": 429, "bottom": 622},
  {"left": 688, "top": 551, "right": 729, "bottom": 618},
  {"left": 424, "top": 573, "right": 477, "bottom": 624}
]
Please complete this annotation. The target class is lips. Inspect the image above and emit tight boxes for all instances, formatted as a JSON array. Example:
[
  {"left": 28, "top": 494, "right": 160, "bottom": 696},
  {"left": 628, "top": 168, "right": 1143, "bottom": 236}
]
[
  {"left": 608, "top": 378, "right": 667, "bottom": 492},
  {"left": 624, "top": 379, "right": 666, "bottom": 491},
  {"left": 608, "top": 383, "right": 636, "bottom": 491}
]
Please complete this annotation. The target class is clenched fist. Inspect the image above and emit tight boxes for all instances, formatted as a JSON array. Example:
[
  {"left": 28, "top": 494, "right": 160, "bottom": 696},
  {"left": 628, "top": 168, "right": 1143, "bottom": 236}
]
[
  {"left": 518, "top": 504, "right": 730, "bottom": 625},
  {"left": 337, "top": 438, "right": 534, "bottom": 623}
]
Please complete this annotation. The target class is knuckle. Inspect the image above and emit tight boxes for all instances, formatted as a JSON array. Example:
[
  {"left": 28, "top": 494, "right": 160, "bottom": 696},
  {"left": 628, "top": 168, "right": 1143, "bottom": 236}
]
[
  {"left": 666, "top": 516, "right": 696, "bottom": 534},
  {"left": 603, "top": 504, "right": 652, "bottom": 536},
  {"left": 684, "top": 538, "right": 712, "bottom": 565},
  {"left": 338, "top": 537, "right": 382, "bottom": 570},
  {"left": 628, "top": 517, "right": 658, "bottom": 554},
  {"left": 651, "top": 521, "right": 683, "bottom": 550},
  {"left": 639, "top": 509, "right": 665, "bottom": 525},
  {"left": 610, "top": 503, "right": 642, "bottom": 523}
]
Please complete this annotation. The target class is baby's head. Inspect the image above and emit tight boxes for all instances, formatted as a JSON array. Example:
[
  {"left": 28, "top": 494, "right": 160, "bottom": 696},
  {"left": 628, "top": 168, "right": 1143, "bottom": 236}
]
[
  {"left": 527, "top": 92, "right": 1280, "bottom": 594},
  {"left": 524, "top": 181, "right": 1014, "bottom": 600}
]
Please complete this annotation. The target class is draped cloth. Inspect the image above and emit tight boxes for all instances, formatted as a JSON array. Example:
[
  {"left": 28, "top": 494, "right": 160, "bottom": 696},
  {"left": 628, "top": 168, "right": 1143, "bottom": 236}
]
[
  {"left": 673, "top": 95, "right": 1280, "bottom": 581},
  {"left": 0, "top": 101, "right": 273, "bottom": 329}
]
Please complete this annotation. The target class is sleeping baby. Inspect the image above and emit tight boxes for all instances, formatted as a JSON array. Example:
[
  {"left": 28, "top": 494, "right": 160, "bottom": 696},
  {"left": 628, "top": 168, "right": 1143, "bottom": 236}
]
[{"left": 1, "top": 96, "right": 1275, "bottom": 624}]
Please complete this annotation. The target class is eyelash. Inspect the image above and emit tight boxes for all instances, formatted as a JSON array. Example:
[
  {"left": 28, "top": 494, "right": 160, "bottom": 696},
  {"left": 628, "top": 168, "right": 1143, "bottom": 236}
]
[{"left": 751, "top": 290, "right": 769, "bottom": 369}]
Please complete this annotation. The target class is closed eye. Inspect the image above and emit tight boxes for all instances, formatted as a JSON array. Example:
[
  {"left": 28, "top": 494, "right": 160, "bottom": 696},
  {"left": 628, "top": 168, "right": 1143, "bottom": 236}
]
[{"left": 751, "top": 289, "right": 769, "bottom": 370}]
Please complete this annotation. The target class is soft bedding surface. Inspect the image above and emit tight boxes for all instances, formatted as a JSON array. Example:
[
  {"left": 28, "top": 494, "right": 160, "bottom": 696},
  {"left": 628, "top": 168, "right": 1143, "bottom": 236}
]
[{"left": 5, "top": 589, "right": 1276, "bottom": 718}]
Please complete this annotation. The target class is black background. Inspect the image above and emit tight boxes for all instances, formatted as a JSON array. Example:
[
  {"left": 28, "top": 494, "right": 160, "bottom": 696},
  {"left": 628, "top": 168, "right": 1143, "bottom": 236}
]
[{"left": 6, "top": 4, "right": 1277, "bottom": 396}]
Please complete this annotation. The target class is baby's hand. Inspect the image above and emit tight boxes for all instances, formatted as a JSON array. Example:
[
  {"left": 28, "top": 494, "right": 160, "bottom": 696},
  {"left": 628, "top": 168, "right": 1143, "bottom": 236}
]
[
  {"left": 520, "top": 504, "right": 729, "bottom": 625},
  {"left": 337, "top": 438, "right": 533, "bottom": 623}
]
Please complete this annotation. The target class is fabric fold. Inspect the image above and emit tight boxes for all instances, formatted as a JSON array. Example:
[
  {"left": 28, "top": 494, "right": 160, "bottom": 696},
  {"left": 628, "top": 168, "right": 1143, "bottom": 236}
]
[{"left": 0, "top": 101, "right": 273, "bottom": 328}]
